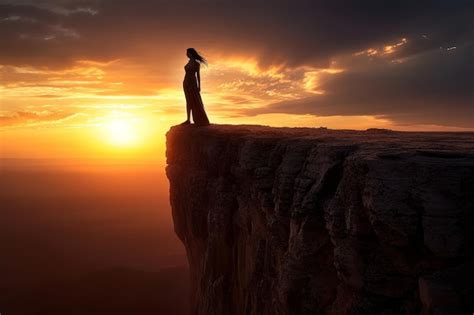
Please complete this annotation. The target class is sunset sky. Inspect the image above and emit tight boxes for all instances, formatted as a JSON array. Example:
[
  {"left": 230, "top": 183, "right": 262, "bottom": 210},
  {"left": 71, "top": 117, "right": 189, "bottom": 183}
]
[{"left": 1, "top": 0, "right": 473, "bottom": 162}]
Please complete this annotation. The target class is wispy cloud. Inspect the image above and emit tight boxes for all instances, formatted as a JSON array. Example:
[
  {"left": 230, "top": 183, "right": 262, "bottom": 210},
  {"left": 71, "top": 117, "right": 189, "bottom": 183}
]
[{"left": 0, "top": 110, "right": 81, "bottom": 127}]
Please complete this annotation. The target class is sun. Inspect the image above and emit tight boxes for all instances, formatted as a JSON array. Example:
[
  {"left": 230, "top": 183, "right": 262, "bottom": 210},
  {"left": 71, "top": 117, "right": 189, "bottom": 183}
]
[{"left": 104, "top": 119, "right": 138, "bottom": 146}]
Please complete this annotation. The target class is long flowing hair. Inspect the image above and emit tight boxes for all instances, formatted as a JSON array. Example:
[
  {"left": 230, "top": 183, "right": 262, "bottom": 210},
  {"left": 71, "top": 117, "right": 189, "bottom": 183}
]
[{"left": 187, "top": 48, "right": 208, "bottom": 66}]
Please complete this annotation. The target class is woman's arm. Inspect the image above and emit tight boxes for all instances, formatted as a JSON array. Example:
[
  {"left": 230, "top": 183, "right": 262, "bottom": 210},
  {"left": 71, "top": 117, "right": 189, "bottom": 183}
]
[{"left": 197, "top": 65, "right": 201, "bottom": 92}]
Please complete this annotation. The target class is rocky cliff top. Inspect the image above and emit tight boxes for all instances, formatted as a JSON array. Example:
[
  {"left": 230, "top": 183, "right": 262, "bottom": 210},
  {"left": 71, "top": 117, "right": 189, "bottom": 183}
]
[
  {"left": 167, "top": 124, "right": 474, "bottom": 156},
  {"left": 166, "top": 124, "right": 474, "bottom": 315}
]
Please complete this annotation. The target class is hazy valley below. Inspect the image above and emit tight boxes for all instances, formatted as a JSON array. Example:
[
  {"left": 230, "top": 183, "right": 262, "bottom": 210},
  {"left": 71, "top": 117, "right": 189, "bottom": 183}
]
[{"left": 0, "top": 160, "right": 189, "bottom": 314}]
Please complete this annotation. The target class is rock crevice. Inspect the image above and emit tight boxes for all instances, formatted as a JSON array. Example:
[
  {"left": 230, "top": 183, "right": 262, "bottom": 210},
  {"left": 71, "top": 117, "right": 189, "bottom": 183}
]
[{"left": 166, "top": 125, "right": 474, "bottom": 314}]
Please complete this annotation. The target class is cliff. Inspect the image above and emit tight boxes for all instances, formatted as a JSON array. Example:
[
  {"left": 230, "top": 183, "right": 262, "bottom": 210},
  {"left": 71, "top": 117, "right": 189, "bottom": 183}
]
[{"left": 166, "top": 124, "right": 474, "bottom": 315}]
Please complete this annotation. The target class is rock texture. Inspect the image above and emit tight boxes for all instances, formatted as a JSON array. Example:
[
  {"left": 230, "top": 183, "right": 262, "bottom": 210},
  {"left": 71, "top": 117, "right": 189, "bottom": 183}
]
[{"left": 166, "top": 124, "right": 474, "bottom": 315}]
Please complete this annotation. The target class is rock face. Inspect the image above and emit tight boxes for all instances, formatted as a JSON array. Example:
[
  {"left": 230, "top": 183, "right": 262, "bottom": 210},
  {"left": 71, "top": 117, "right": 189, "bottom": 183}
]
[{"left": 166, "top": 125, "right": 474, "bottom": 315}]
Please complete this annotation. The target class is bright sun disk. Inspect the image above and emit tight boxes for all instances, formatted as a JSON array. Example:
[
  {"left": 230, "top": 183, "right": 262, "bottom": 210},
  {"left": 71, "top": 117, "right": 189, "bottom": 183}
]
[{"left": 105, "top": 119, "right": 138, "bottom": 146}]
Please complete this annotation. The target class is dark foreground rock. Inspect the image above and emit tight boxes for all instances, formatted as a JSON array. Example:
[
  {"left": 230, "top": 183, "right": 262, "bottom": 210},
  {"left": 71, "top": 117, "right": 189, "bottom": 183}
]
[{"left": 166, "top": 124, "right": 474, "bottom": 315}]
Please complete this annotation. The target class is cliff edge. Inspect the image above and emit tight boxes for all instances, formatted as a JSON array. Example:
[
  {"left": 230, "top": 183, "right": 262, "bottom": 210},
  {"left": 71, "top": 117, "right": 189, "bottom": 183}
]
[{"left": 166, "top": 124, "right": 473, "bottom": 315}]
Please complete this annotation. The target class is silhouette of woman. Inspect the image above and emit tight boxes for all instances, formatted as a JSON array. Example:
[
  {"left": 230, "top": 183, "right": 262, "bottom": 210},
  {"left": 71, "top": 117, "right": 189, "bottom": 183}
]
[{"left": 181, "top": 48, "right": 210, "bottom": 126}]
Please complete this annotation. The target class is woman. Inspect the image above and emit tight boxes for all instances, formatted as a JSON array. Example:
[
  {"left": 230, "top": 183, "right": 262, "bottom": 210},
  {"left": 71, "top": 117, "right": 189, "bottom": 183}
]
[{"left": 181, "top": 48, "right": 210, "bottom": 126}]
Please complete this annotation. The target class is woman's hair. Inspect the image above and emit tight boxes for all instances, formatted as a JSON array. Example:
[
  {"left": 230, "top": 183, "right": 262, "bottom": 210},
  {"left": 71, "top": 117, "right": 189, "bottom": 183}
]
[{"left": 187, "top": 48, "right": 208, "bottom": 66}]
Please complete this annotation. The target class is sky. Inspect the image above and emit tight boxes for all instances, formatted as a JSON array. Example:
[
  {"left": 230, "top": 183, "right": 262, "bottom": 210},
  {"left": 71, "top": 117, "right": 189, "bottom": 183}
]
[{"left": 1, "top": 0, "right": 473, "bottom": 161}]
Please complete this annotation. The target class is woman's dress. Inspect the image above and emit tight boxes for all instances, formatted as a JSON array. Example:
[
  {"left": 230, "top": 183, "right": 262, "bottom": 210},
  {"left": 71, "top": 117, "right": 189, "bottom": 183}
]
[{"left": 183, "top": 61, "right": 210, "bottom": 126}]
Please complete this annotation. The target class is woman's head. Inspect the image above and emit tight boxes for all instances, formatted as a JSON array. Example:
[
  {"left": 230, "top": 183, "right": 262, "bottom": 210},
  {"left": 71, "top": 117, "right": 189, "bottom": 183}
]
[{"left": 186, "top": 48, "right": 207, "bottom": 65}]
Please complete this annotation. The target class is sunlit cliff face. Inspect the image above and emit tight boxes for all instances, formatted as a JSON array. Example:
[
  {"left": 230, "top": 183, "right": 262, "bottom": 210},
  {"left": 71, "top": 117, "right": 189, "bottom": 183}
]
[{"left": 1, "top": 1, "right": 472, "bottom": 161}]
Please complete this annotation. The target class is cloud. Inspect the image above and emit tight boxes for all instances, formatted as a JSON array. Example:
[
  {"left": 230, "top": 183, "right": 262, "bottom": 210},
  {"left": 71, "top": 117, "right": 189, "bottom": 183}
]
[
  {"left": 1, "top": 0, "right": 472, "bottom": 68},
  {"left": 0, "top": 110, "right": 79, "bottom": 127},
  {"left": 247, "top": 43, "right": 474, "bottom": 127}
]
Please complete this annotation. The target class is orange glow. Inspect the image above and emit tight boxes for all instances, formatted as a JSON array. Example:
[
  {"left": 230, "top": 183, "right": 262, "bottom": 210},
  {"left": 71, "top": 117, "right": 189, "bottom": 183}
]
[
  {"left": 384, "top": 38, "right": 407, "bottom": 54},
  {"left": 354, "top": 38, "right": 407, "bottom": 57},
  {"left": 302, "top": 66, "right": 345, "bottom": 94},
  {"left": 104, "top": 119, "right": 138, "bottom": 147},
  {"left": 2, "top": 49, "right": 472, "bottom": 165}
]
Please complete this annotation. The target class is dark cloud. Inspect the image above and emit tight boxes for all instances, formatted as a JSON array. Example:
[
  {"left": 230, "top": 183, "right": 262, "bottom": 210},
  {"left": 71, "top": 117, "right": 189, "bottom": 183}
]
[
  {"left": 1, "top": 0, "right": 472, "bottom": 68},
  {"left": 249, "top": 44, "right": 474, "bottom": 127}
]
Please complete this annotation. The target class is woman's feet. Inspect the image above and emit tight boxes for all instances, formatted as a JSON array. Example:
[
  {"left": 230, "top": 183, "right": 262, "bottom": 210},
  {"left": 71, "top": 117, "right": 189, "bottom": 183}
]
[{"left": 179, "top": 120, "right": 210, "bottom": 126}]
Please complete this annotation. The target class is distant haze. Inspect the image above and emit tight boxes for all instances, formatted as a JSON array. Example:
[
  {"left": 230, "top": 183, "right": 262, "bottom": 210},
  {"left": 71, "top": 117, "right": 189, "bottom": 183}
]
[{"left": 0, "top": 160, "right": 189, "bottom": 314}]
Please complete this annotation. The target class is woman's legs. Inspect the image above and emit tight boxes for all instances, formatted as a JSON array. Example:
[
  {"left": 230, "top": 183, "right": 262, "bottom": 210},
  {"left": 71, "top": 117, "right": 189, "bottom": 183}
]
[
  {"left": 181, "top": 83, "right": 191, "bottom": 124},
  {"left": 183, "top": 80, "right": 209, "bottom": 126},
  {"left": 193, "top": 92, "right": 209, "bottom": 126},
  {"left": 180, "top": 102, "right": 190, "bottom": 125}
]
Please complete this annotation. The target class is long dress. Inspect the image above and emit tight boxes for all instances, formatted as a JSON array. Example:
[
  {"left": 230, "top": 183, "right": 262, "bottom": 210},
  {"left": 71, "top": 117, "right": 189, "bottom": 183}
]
[{"left": 183, "top": 60, "right": 210, "bottom": 126}]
